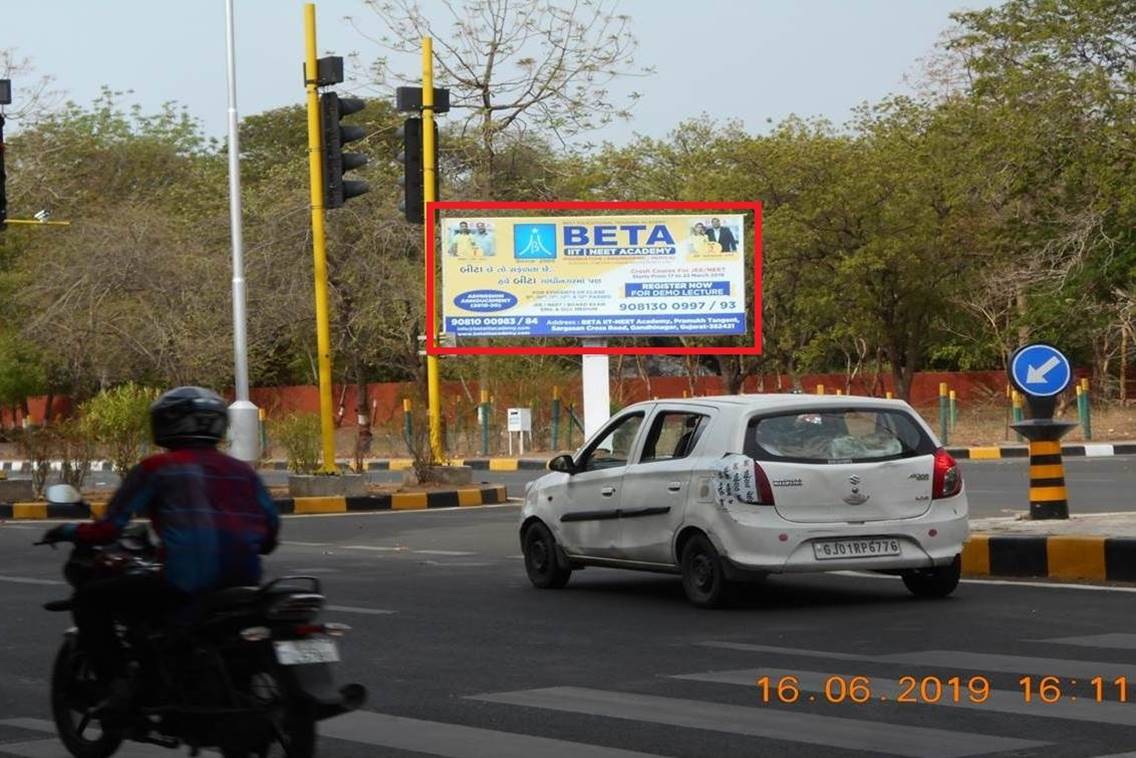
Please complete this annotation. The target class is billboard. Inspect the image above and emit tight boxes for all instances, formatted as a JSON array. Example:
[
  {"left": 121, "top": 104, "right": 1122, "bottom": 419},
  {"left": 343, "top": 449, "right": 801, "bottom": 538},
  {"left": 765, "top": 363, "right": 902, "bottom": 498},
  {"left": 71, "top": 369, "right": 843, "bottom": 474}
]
[{"left": 440, "top": 213, "right": 748, "bottom": 339}]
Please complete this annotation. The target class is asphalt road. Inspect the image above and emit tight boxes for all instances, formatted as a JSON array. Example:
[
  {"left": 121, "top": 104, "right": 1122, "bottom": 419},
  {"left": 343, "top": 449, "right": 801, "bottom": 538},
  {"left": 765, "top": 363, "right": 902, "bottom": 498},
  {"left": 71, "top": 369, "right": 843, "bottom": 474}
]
[
  {"left": 4, "top": 506, "right": 1136, "bottom": 757},
  {"left": 44, "top": 455, "right": 1136, "bottom": 520}
]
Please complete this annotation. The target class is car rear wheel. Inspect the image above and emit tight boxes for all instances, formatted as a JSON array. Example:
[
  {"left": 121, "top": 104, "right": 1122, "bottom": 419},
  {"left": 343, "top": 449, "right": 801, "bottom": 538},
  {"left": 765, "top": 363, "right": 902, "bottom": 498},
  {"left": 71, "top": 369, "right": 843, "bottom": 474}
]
[
  {"left": 902, "top": 555, "right": 961, "bottom": 598},
  {"left": 523, "top": 522, "right": 572, "bottom": 589},
  {"left": 681, "top": 534, "right": 732, "bottom": 608}
]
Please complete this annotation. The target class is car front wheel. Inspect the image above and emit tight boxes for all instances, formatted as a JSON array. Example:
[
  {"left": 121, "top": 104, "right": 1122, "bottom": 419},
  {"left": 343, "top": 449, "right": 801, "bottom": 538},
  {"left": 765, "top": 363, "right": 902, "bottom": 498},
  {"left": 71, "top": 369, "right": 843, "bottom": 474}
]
[
  {"left": 902, "top": 555, "right": 961, "bottom": 598},
  {"left": 681, "top": 534, "right": 732, "bottom": 608},
  {"left": 523, "top": 522, "right": 572, "bottom": 589}
]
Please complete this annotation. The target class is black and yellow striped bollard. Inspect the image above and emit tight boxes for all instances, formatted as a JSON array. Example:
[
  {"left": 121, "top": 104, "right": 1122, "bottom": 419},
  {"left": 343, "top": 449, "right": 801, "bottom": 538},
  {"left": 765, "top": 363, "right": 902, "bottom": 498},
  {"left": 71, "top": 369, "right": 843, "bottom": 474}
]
[{"left": 1026, "top": 439, "right": 1069, "bottom": 520}]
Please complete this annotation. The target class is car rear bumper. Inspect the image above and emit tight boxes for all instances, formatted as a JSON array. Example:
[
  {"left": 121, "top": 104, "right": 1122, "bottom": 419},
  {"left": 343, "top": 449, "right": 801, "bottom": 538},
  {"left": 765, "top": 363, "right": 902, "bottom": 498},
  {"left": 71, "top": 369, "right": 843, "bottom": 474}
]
[{"left": 706, "top": 498, "right": 968, "bottom": 574}]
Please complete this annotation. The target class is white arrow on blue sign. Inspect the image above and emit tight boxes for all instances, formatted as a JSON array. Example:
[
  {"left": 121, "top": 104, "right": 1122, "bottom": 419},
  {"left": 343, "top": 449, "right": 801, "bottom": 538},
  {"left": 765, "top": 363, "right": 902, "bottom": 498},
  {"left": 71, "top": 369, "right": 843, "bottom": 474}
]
[{"left": 1010, "top": 344, "right": 1072, "bottom": 398}]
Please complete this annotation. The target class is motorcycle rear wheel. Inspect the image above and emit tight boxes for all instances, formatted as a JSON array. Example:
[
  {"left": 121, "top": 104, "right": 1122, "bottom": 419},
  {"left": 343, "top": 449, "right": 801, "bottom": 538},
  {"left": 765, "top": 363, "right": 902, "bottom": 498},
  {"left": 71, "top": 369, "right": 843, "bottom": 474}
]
[{"left": 50, "top": 637, "right": 124, "bottom": 758}]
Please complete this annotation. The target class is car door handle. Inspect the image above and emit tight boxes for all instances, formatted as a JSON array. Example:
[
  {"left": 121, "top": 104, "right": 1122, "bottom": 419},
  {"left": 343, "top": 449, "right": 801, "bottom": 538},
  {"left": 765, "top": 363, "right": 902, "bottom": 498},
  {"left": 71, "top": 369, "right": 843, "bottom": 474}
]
[
  {"left": 600, "top": 487, "right": 616, "bottom": 497},
  {"left": 667, "top": 482, "right": 682, "bottom": 492}
]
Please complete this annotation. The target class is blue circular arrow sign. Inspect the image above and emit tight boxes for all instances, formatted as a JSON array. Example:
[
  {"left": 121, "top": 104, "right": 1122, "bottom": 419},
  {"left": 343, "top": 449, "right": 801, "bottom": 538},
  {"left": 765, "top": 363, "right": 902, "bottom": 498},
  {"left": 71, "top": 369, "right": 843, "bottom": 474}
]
[{"left": 1009, "top": 344, "right": 1072, "bottom": 398}]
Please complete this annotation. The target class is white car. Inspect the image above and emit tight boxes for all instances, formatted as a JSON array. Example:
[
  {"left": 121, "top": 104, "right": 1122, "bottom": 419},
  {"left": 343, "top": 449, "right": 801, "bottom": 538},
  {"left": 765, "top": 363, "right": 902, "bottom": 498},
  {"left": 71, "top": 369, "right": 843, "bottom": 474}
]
[{"left": 519, "top": 395, "right": 967, "bottom": 607}]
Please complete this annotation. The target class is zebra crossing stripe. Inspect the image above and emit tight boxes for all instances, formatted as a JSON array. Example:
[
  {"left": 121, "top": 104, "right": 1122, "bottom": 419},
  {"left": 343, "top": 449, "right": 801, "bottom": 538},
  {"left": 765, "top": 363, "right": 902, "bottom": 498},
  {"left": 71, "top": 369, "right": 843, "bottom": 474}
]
[
  {"left": 0, "top": 713, "right": 661, "bottom": 758},
  {"left": 0, "top": 718, "right": 211, "bottom": 757},
  {"left": 673, "top": 668, "right": 1136, "bottom": 727},
  {"left": 469, "top": 686, "right": 1045, "bottom": 757},
  {"left": 319, "top": 710, "right": 665, "bottom": 757},
  {"left": 699, "top": 642, "right": 1136, "bottom": 679},
  {"left": 1033, "top": 633, "right": 1136, "bottom": 650}
]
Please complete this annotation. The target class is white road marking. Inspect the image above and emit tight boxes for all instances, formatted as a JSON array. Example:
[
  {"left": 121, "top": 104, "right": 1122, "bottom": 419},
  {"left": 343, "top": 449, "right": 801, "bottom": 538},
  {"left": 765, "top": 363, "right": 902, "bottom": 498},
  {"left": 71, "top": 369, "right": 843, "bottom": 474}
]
[
  {"left": 0, "top": 719, "right": 218, "bottom": 757},
  {"left": 0, "top": 575, "right": 65, "bottom": 586},
  {"left": 468, "top": 687, "right": 1044, "bottom": 757},
  {"left": 324, "top": 604, "right": 398, "bottom": 616},
  {"left": 343, "top": 545, "right": 406, "bottom": 552},
  {"left": 414, "top": 549, "right": 475, "bottom": 556},
  {"left": 697, "top": 642, "right": 1136, "bottom": 680},
  {"left": 1032, "top": 633, "right": 1136, "bottom": 649},
  {"left": 281, "top": 540, "right": 332, "bottom": 547},
  {"left": 318, "top": 709, "right": 666, "bottom": 758},
  {"left": 831, "top": 570, "right": 1136, "bottom": 593},
  {"left": 674, "top": 667, "right": 1136, "bottom": 726}
]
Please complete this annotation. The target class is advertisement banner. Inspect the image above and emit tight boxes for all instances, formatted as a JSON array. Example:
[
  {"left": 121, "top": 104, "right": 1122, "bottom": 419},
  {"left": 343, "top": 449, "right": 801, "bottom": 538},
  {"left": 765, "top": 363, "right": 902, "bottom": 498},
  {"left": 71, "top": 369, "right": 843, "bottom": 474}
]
[{"left": 441, "top": 214, "right": 747, "bottom": 338}]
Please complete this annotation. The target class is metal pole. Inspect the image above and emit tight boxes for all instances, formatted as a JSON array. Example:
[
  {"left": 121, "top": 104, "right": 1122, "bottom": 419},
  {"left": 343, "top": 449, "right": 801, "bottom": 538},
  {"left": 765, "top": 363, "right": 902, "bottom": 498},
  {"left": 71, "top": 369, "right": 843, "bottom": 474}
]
[
  {"left": 423, "top": 38, "right": 443, "bottom": 463},
  {"left": 303, "top": 4, "right": 338, "bottom": 473},
  {"left": 938, "top": 382, "right": 949, "bottom": 445},
  {"left": 479, "top": 388, "right": 490, "bottom": 456},
  {"left": 550, "top": 385, "right": 561, "bottom": 450},
  {"left": 224, "top": 0, "right": 260, "bottom": 463}
]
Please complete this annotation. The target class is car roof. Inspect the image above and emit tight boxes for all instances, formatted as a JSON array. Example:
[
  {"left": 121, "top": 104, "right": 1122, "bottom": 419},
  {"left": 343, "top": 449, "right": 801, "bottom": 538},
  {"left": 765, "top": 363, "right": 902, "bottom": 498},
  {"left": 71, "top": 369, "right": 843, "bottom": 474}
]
[{"left": 619, "top": 394, "right": 911, "bottom": 413}]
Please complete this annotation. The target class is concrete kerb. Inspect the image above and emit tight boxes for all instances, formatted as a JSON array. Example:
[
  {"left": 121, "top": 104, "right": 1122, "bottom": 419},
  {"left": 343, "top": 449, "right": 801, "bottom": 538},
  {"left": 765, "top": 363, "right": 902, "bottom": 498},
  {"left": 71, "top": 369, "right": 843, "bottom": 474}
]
[
  {"left": 0, "top": 485, "right": 510, "bottom": 520},
  {"left": 962, "top": 533, "right": 1136, "bottom": 583}
]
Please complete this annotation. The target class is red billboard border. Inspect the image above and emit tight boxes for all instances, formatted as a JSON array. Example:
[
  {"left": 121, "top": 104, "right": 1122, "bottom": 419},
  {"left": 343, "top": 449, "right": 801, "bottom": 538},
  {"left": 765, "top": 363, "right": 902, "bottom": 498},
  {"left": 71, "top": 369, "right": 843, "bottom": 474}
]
[{"left": 425, "top": 200, "right": 763, "bottom": 356}]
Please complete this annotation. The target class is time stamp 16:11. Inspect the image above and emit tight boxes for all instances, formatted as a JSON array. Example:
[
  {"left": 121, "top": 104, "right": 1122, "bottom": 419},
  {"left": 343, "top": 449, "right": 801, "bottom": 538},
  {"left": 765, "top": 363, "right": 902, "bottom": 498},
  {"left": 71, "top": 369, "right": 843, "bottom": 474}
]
[{"left": 756, "top": 675, "right": 1132, "bottom": 705}]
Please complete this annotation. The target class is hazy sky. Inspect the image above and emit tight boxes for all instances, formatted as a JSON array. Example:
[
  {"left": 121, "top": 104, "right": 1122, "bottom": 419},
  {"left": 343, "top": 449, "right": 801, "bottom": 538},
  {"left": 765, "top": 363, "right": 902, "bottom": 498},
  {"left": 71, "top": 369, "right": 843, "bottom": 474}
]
[{"left": 1, "top": 1, "right": 997, "bottom": 143}]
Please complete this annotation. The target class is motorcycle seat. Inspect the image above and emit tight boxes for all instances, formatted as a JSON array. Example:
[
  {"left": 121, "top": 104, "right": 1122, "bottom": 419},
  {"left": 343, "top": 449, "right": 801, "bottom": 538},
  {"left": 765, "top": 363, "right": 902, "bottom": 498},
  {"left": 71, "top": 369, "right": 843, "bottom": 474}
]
[{"left": 197, "top": 586, "right": 261, "bottom": 614}]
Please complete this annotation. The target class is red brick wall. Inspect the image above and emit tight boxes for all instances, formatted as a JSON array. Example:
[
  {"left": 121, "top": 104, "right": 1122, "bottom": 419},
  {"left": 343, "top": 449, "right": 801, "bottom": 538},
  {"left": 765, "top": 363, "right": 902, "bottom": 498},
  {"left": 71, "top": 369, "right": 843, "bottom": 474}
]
[{"left": 1, "top": 369, "right": 1088, "bottom": 429}]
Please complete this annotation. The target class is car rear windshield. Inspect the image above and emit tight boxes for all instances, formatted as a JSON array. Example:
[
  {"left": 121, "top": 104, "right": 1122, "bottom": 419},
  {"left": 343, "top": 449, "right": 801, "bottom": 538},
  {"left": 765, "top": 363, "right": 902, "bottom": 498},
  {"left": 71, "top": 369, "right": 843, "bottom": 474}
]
[{"left": 744, "top": 408, "right": 934, "bottom": 463}]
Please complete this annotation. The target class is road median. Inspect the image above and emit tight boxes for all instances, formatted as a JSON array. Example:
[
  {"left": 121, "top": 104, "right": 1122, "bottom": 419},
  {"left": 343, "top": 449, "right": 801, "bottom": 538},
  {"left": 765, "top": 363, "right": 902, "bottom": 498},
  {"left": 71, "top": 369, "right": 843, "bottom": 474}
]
[
  {"left": 0, "top": 484, "right": 509, "bottom": 520},
  {"left": 965, "top": 511, "right": 1136, "bottom": 582}
]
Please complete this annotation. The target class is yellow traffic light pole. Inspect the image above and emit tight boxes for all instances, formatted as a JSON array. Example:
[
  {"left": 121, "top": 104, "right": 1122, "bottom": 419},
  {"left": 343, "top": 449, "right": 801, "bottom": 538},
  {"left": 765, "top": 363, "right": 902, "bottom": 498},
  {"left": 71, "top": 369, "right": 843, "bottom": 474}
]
[
  {"left": 304, "top": 3, "right": 338, "bottom": 473},
  {"left": 423, "top": 38, "right": 443, "bottom": 463}
]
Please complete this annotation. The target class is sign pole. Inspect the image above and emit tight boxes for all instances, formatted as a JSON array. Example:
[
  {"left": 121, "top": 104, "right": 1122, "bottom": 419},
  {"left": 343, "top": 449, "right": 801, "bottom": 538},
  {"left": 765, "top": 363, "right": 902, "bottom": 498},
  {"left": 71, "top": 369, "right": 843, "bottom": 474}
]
[
  {"left": 303, "top": 3, "right": 338, "bottom": 473},
  {"left": 422, "top": 38, "right": 443, "bottom": 463},
  {"left": 581, "top": 340, "right": 610, "bottom": 440}
]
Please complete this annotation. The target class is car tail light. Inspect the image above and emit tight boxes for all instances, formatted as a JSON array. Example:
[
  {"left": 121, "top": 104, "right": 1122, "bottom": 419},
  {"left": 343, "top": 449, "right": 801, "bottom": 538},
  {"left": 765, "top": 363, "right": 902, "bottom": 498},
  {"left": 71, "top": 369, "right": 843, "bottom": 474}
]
[
  {"left": 754, "top": 462, "right": 775, "bottom": 505},
  {"left": 932, "top": 448, "right": 962, "bottom": 499}
]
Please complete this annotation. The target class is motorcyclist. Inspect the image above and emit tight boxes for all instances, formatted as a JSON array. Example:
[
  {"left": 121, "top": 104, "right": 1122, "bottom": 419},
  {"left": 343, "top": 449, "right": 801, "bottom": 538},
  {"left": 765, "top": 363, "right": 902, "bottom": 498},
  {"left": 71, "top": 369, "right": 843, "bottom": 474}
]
[{"left": 41, "top": 386, "right": 280, "bottom": 715}]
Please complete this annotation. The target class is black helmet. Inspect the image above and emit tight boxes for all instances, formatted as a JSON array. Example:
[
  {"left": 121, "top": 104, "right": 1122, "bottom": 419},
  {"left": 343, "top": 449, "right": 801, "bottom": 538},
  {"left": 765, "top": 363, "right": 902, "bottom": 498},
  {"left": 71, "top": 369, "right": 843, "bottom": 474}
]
[{"left": 150, "top": 386, "right": 229, "bottom": 448}]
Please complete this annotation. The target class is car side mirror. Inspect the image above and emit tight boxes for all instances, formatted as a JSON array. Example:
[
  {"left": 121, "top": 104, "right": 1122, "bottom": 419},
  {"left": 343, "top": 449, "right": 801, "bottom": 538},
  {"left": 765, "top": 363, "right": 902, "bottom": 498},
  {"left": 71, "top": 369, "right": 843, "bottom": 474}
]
[
  {"left": 548, "top": 454, "right": 577, "bottom": 474},
  {"left": 45, "top": 484, "right": 82, "bottom": 505}
]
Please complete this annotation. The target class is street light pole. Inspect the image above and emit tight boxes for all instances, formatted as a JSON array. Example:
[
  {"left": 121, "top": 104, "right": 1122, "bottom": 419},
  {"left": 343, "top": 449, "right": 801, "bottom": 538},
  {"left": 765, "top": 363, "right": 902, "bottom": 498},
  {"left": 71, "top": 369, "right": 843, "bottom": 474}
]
[{"left": 224, "top": 0, "right": 261, "bottom": 463}]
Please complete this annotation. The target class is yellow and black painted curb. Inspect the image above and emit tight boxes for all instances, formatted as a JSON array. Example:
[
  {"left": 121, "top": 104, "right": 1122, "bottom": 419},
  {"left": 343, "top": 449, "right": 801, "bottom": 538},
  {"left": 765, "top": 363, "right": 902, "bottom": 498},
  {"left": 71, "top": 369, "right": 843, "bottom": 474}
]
[
  {"left": 272, "top": 484, "right": 509, "bottom": 514},
  {"left": 0, "top": 486, "right": 509, "bottom": 520},
  {"left": 261, "top": 458, "right": 552, "bottom": 472},
  {"left": 962, "top": 533, "right": 1136, "bottom": 582},
  {"left": 945, "top": 443, "right": 1136, "bottom": 460}
]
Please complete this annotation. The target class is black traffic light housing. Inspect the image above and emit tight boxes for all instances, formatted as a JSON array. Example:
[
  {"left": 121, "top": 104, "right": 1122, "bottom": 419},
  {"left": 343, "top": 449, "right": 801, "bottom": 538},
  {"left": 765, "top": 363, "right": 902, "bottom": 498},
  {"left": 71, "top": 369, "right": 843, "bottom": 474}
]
[
  {"left": 320, "top": 92, "right": 369, "bottom": 209},
  {"left": 396, "top": 117, "right": 438, "bottom": 224}
]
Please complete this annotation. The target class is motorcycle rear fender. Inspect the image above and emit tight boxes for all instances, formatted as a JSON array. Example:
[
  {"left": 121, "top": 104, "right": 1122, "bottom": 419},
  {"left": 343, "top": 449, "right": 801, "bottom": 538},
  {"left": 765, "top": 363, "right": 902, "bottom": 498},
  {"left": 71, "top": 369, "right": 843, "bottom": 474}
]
[{"left": 280, "top": 663, "right": 367, "bottom": 721}]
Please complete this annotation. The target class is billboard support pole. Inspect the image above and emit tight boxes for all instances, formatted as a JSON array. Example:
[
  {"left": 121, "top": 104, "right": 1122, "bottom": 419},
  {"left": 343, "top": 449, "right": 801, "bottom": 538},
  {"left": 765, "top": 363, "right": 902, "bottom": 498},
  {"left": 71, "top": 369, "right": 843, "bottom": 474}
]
[
  {"left": 581, "top": 339, "right": 610, "bottom": 440},
  {"left": 422, "top": 38, "right": 443, "bottom": 463}
]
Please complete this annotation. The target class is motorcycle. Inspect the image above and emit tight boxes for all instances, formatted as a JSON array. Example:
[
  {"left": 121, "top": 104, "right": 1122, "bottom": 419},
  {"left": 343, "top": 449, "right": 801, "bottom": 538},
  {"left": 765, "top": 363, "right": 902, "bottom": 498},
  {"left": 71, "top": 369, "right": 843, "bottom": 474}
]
[{"left": 36, "top": 484, "right": 366, "bottom": 758}]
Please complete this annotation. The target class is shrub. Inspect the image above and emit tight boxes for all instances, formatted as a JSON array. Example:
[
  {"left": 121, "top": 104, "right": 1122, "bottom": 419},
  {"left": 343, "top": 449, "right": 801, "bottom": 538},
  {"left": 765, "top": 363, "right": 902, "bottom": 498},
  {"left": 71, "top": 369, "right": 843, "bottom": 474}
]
[
  {"left": 79, "top": 383, "right": 159, "bottom": 477},
  {"left": 57, "top": 419, "right": 95, "bottom": 490},
  {"left": 272, "top": 413, "right": 322, "bottom": 475},
  {"left": 16, "top": 426, "right": 55, "bottom": 499}
]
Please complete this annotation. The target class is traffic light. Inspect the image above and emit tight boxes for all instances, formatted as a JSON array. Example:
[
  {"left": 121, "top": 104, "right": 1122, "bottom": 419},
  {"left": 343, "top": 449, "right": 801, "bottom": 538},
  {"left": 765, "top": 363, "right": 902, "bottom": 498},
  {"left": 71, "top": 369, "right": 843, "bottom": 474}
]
[
  {"left": 320, "top": 92, "right": 369, "bottom": 209},
  {"left": 396, "top": 117, "right": 438, "bottom": 224},
  {"left": 397, "top": 118, "right": 423, "bottom": 223}
]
